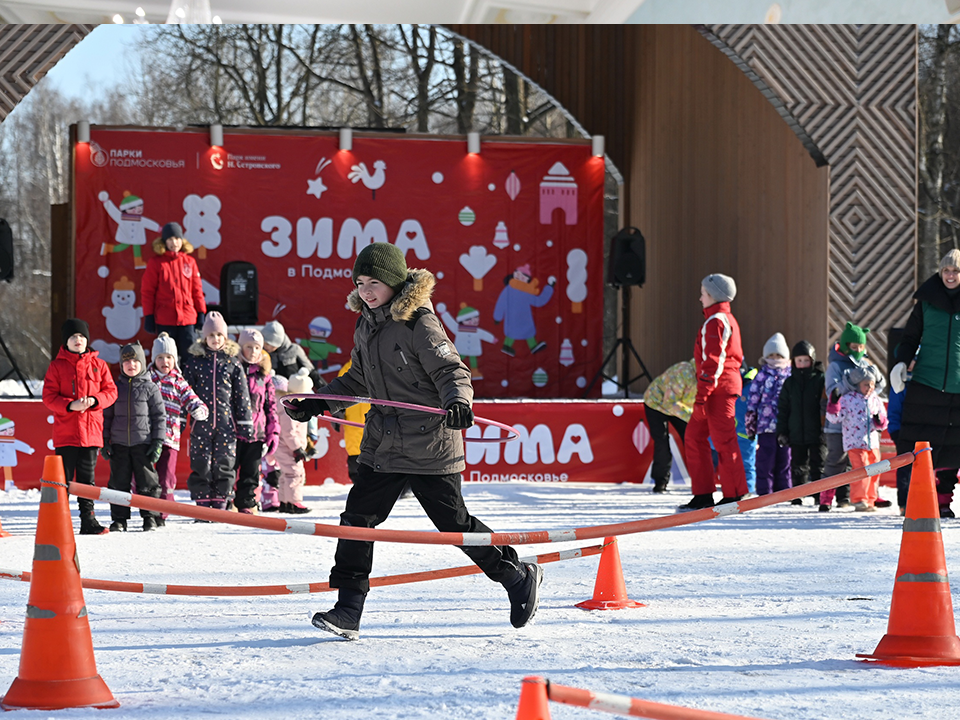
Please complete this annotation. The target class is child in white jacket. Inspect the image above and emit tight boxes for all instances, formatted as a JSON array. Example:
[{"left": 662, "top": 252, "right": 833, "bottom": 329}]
[
  {"left": 826, "top": 364, "right": 887, "bottom": 512},
  {"left": 270, "top": 368, "right": 312, "bottom": 514}
]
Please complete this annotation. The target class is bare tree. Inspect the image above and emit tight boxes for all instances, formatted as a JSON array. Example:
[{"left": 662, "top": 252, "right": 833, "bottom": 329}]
[
  {"left": 919, "top": 24, "right": 960, "bottom": 278},
  {"left": 452, "top": 37, "right": 480, "bottom": 133}
]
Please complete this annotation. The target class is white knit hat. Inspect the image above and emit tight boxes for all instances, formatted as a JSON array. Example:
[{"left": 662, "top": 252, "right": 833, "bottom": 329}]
[
  {"left": 762, "top": 332, "right": 790, "bottom": 359},
  {"left": 287, "top": 367, "right": 313, "bottom": 395},
  {"left": 152, "top": 332, "right": 178, "bottom": 364}
]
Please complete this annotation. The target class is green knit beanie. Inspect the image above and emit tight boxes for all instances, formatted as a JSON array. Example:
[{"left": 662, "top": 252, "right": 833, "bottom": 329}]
[
  {"left": 353, "top": 243, "right": 408, "bottom": 291},
  {"left": 839, "top": 321, "right": 869, "bottom": 358}
]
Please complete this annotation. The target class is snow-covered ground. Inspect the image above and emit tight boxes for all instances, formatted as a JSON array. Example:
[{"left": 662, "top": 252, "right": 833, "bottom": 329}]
[{"left": 0, "top": 480, "right": 956, "bottom": 719}]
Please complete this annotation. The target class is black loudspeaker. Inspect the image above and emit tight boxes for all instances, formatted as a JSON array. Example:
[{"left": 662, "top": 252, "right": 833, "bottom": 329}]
[
  {"left": 0, "top": 218, "right": 13, "bottom": 283},
  {"left": 220, "top": 261, "right": 258, "bottom": 325},
  {"left": 608, "top": 227, "right": 645, "bottom": 288}
]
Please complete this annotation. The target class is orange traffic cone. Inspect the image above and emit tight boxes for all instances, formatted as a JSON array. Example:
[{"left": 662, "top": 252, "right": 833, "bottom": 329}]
[
  {"left": 1, "top": 455, "right": 119, "bottom": 710},
  {"left": 0, "top": 516, "right": 10, "bottom": 538},
  {"left": 515, "top": 676, "right": 552, "bottom": 720},
  {"left": 857, "top": 442, "right": 960, "bottom": 667},
  {"left": 575, "top": 537, "right": 645, "bottom": 610}
]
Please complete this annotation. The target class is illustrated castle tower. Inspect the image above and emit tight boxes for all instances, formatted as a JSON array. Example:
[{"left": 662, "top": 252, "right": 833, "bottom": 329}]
[{"left": 539, "top": 162, "right": 578, "bottom": 225}]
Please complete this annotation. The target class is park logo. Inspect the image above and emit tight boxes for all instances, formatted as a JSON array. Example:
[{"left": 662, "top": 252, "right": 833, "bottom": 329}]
[{"left": 89, "top": 141, "right": 108, "bottom": 168}]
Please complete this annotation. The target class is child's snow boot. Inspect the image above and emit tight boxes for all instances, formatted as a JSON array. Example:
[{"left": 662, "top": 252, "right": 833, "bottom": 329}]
[
  {"left": 503, "top": 562, "right": 544, "bottom": 629},
  {"left": 79, "top": 512, "right": 109, "bottom": 535},
  {"left": 312, "top": 588, "right": 366, "bottom": 641},
  {"left": 109, "top": 519, "right": 127, "bottom": 532},
  {"left": 288, "top": 503, "right": 310, "bottom": 514},
  {"left": 143, "top": 515, "right": 158, "bottom": 531}
]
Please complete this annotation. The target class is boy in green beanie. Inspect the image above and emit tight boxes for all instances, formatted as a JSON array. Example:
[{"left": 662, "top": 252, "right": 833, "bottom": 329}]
[{"left": 286, "top": 242, "right": 543, "bottom": 640}]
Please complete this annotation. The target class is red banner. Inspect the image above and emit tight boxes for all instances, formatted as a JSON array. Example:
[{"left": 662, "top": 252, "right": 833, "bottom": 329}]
[
  {"left": 73, "top": 129, "right": 605, "bottom": 398},
  {"left": 2, "top": 398, "right": 901, "bottom": 492}
]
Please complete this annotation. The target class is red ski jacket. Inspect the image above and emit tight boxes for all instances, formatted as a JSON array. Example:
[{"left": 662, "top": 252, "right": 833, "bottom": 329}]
[
  {"left": 142, "top": 238, "right": 206, "bottom": 326},
  {"left": 693, "top": 301, "right": 743, "bottom": 403},
  {"left": 43, "top": 346, "right": 118, "bottom": 447}
]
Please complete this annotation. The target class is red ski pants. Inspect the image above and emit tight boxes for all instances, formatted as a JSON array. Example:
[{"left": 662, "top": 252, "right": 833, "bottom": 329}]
[{"left": 685, "top": 392, "right": 748, "bottom": 498}]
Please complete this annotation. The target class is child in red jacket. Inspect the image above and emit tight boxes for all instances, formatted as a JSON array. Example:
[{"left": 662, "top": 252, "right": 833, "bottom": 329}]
[
  {"left": 142, "top": 222, "right": 206, "bottom": 359},
  {"left": 42, "top": 318, "right": 118, "bottom": 534},
  {"left": 679, "top": 274, "right": 749, "bottom": 510}
]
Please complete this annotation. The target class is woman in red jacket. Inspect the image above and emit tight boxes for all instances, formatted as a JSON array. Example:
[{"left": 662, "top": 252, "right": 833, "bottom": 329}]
[
  {"left": 679, "top": 274, "right": 749, "bottom": 510},
  {"left": 142, "top": 222, "right": 207, "bottom": 359},
  {"left": 42, "top": 318, "right": 118, "bottom": 534}
]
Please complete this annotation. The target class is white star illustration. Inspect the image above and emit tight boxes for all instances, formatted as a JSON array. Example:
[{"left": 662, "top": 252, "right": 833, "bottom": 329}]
[{"left": 307, "top": 176, "right": 327, "bottom": 199}]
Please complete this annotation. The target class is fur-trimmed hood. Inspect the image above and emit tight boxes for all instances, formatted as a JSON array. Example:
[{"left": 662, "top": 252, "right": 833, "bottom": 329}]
[
  {"left": 152, "top": 237, "right": 196, "bottom": 255},
  {"left": 346, "top": 268, "right": 435, "bottom": 322},
  {"left": 244, "top": 350, "right": 273, "bottom": 376},
  {"left": 188, "top": 338, "right": 241, "bottom": 358}
]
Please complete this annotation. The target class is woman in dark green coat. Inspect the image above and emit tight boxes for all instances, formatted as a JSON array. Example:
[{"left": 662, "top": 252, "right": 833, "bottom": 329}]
[{"left": 893, "top": 249, "right": 960, "bottom": 518}]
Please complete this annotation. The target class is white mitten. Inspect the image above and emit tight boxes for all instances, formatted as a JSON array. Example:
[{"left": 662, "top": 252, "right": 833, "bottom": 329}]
[
  {"left": 890, "top": 361, "right": 907, "bottom": 394},
  {"left": 192, "top": 405, "right": 210, "bottom": 422}
]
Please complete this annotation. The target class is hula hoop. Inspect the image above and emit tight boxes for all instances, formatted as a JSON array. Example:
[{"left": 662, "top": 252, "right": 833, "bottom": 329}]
[{"left": 281, "top": 393, "right": 519, "bottom": 443}]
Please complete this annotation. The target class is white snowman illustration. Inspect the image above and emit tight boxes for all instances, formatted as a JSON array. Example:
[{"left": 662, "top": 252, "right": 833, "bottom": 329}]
[
  {"left": 310, "top": 425, "right": 330, "bottom": 459},
  {"left": 102, "top": 276, "right": 143, "bottom": 340}
]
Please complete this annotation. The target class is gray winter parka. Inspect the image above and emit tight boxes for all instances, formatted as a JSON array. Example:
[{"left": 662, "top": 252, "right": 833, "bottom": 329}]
[
  {"left": 322, "top": 268, "right": 473, "bottom": 475},
  {"left": 103, "top": 343, "right": 166, "bottom": 447}
]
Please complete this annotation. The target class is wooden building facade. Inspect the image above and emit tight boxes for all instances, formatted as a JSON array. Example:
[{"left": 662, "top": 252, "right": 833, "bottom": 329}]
[{"left": 450, "top": 24, "right": 917, "bottom": 385}]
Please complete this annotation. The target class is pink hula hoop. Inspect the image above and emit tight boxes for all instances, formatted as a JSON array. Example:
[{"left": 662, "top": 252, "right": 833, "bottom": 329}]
[{"left": 281, "top": 393, "right": 519, "bottom": 443}]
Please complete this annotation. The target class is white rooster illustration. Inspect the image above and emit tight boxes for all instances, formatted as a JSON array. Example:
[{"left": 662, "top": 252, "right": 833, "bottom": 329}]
[{"left": 348, "top": 159, "right": 387, "bottom": 199}]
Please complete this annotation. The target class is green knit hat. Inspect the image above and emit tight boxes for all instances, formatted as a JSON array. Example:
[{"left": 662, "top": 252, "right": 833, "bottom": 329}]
[
  {"left": 839, "top": 321, "right": 869, "bottom": 355},
  {"left": 353, "top": 243, "right": 408, "bottom": 290}
]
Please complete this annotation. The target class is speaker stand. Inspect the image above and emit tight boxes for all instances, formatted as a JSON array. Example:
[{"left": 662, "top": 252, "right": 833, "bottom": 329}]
[
  {"left": 584, "top": 285, "right": 652, "bottom": 398},
  {"left": 0, "top": 329, "right": 34, "bottom": 397}
]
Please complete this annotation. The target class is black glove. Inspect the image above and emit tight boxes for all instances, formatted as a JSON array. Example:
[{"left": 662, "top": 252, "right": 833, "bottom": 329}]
[
  {"left": 148, "top": 439, "right": 164, "bottom": 466},
  {"left": 194, "top": 312, "right": 205, "bottom": 330},
  {"left": 777, "top": 433, "right": 790, "bottom": 448},
  {"left": 830, "top": 389, "right": 841, "bottom": 404},
  {"left": 293, "top": 448, "right": 307, "bottom": 463},
  {"left": 144, "top": 315, "right": 156, "bottom": 334},
  {"left": 266, "top": 469, "right": 281, "bottom": 488},
  {"left": 284, "top": 397, "right": 330, "bottom": 422},
  {"left": 445, "top": 402, "right": 474, "bottom": 429},
  {"left": 100, "top": 443, "right": 112, "bottom": 461}
]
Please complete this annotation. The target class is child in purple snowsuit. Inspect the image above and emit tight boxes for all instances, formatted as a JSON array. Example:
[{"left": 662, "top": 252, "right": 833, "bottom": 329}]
[
  {"left": 182, "top": 312, "right": 253, "bottom": 510},
  {"left": 149, "top": 332, "right": 207, "bottom": 523},
  {"left": 235, "top": 328, "right": 279, "bottom": 513},
  {"left": 745, "top": 333, "right": 793, "bottom": 495}
]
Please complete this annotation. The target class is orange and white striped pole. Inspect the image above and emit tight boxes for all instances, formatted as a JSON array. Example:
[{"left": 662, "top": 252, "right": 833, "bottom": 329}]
[{"left": 517, "top": 676, "right": 774, "bottom": 720}]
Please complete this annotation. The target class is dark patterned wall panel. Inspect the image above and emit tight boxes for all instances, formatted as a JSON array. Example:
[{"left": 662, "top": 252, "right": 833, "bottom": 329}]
[
  {"left": 700, "top": 24, "right": 917, "bottom": 373},
  {"left": 0, "top": 24, "right": 95, "bottom": 121}
]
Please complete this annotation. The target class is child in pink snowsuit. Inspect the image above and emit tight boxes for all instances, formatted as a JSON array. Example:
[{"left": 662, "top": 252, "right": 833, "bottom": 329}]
[
  {"left": 259, "top": 374, "right": 287, "bottom": 512},
  {"left": 149, "top": 332, "right": 207, "bottom": 523},
  {"left": 826, "top": 364, "right": 887, "bottom": 511},
  {"left": 271, "top": 368, "right": 312, "bottom": 513}
]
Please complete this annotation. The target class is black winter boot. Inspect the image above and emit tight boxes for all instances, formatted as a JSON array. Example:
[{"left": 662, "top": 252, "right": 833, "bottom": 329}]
[
  {"left": 142, "top": 515, "right": 158, "bottom": 532},
  {"left": 109, "top": 519, "right": 127, "bottom": 532},
  {"left": 504, "top": 562, "right": 544, "bottom": 629},
  {"left": 677, "top": 494, "right": 715, "bottom": 511},
  {"left": 312, "top": 588, "right": 366, "bottom": 640},
  {"left": 79, "top": 513, "right": 109, "bottom": 535}
]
